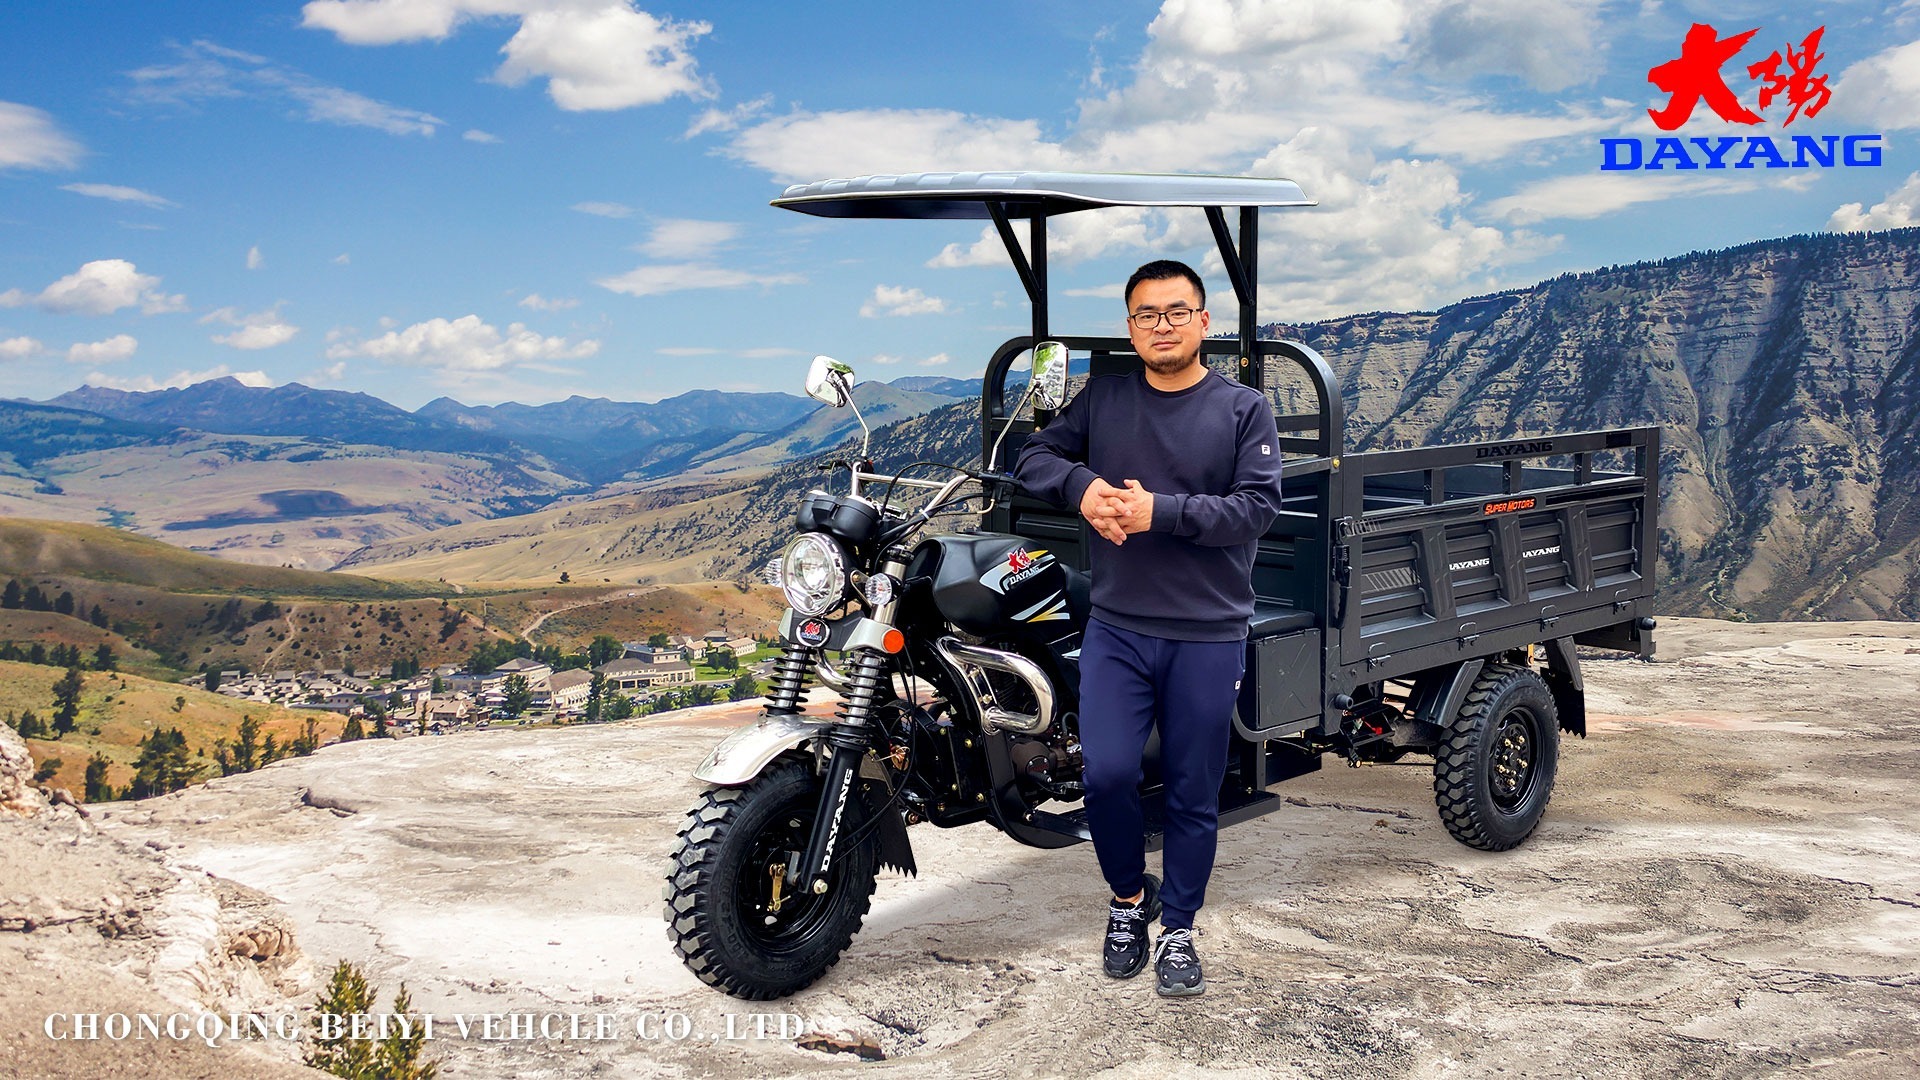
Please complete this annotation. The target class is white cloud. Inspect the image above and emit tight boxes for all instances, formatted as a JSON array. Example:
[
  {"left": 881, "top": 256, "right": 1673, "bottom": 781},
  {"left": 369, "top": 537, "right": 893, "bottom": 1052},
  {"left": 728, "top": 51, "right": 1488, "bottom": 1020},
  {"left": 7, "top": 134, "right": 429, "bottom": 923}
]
[
  {"left": 61, "top": 183, "right": 175, "bottom": 208},
  {"left": 85, "top": 366, "right": 273, "bottom": 392},
  {"left": 247, "top": 245, "right": 264, "bottom": 270},
  {"left": 0, "top": 336, "right": 44, "bottom": 360},
  {"left": 202, "top": 305, "right": 300, "bottom": 350},
  {"left": 0, "top": 101, "right": 83, "bottom": 171},
  {"left": 685, "top": 94, "right": 772, "bottom": 137},
  {"left": 728, "top": 109, "right": 1076, "bottom": 184},
  {"left": 572, "top": 201, "right": 634, "bottom": 218},
  {"left": 303, "top": 1, "right": 713, "bottom": 111},
  {"left": 718, "top": 0, "right": 1641, "bottom": 317},
  {"left": 740, "top": 347, "right": 800, "bottom": 359},
  {"left": 859, "top": 284, "right": 949, "bottom": 317},
  {"left": 931, "top": 207, "right": 1166, "bottom": 269},
  {"left": 325, "top": 314, "right": 600, "bottom": 371},
  {"left": 1487, "top": 172, "right": 1765, "bottom": 224},
  {"left": 306, "top": 360, "right": 349, "bottom": 383},
  {"left": 917, "top": 353, "right": 952, "bottom": 367},
  {"left": 657, "top": 346, "right": 718, "bottom": 356},
  {"left": 641, "top": 218, "right": 742, "bottom": 258},
  {"left": 333, "top": 253, "right": 351, "bottom": 265},
  {"left": 4, "top": 259, "right": 187, "bottom": 316},
  {"left": 1831, "top": 38, "right": 1920, "bottom": 130},
  {"left": 66, "top": 334, "right": 139, "bottom": 364},
  {"left": 1063, "top": 284, "right": 1125, "bottom": 298},
  {"left": 519, "top": 293, "right": 579, "bottom": 311},
  {"left": 597, "top": 264, "right": 802, "bottom": 297},
  {"left": 128, "top": 40, "right": 441, "bottom": 137},
  {"left": 284, "top": 82, "right": 441, "bottom": 135},
  {"left": 463, "top": 128, "right": 501, "bottom": 143},
  {"left": 1409, "top": 0, "right": 1607, "bottom": 93},
  {"left": 1828, "top": 173, "right": 1920, "bottom": 233}
]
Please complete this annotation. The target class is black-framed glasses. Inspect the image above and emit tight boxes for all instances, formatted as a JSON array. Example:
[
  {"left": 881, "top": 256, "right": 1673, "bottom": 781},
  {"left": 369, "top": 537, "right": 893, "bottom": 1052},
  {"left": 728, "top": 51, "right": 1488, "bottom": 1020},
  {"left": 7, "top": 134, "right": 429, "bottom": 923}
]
[{"left": 1127, "top": 308, "right": 1197, "bottom": 330}]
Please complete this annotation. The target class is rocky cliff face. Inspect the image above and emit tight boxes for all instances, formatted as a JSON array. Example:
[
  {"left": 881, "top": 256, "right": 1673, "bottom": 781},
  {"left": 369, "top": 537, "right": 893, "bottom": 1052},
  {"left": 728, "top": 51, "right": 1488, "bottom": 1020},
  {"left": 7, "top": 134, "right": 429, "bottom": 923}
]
[{"left": 1268, "top": 227, "right": 1920, "bottom": 620}]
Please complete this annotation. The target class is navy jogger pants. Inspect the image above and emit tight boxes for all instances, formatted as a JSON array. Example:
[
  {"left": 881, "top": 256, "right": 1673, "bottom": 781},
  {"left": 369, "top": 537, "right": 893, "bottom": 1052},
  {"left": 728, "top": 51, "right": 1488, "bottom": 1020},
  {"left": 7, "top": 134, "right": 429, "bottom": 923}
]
[{"left": 1078, "top": 616, "right": 1245, "bottom": 930}]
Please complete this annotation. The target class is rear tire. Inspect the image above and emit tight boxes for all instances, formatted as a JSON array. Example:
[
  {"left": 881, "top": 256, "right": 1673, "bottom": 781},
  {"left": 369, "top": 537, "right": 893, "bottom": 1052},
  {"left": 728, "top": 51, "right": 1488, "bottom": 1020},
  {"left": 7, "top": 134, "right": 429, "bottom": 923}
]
[
  {"left": 664, "top": 756, "right": 878, "bottom": 999},
  {"left": 1433, "top": 663, "right": 1559, "bottom": 851}
]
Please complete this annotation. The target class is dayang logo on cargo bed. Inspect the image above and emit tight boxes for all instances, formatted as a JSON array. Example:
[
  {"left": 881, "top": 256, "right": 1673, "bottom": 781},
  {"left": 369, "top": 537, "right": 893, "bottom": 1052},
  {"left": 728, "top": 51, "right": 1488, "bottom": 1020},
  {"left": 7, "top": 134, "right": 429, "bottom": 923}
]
[
  {"left": 1476, "top": 440, "right": 1553, "bottom": 459},
  {"left": 1603, "top": 23, "right": 1882, "bottom": 173}
]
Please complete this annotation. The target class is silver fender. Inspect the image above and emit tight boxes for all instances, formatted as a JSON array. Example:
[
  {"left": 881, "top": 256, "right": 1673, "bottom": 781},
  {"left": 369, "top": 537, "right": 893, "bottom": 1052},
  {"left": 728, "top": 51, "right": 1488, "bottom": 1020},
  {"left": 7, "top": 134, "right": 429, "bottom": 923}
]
[{"left": 693, "top": 711, "right": 834, "bottom": 785}]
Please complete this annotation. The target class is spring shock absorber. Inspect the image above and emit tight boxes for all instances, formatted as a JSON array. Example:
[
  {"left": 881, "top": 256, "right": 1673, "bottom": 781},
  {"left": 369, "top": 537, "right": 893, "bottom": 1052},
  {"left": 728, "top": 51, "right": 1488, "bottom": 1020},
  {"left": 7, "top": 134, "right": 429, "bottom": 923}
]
[
  {"left": 834, "top": 648, "right": 891, "bottom": 727},
  {"left": 765, "top": 641, "right": 813, "bottom": 713}
]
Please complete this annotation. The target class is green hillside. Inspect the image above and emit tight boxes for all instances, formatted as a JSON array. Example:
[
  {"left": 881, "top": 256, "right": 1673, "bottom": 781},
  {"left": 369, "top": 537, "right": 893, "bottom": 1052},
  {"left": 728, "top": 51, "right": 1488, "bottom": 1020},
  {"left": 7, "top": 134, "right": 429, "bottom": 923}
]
[{"left": 0, "top": 517, "right": 445, "bottom": 598}]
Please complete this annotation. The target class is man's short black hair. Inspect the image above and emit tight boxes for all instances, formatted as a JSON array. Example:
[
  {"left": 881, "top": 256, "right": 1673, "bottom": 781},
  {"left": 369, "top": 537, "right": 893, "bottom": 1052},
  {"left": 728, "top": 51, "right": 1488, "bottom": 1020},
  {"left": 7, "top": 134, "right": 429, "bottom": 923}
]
[{"left": 1125, "top": 260, "right": 1206, "bottom": 310}]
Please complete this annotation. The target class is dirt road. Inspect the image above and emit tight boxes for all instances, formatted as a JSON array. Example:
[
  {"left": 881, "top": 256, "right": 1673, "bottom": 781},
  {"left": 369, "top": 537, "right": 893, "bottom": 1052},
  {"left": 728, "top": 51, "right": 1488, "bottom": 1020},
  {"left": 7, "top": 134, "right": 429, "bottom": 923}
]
[{"left": 58, "top": 618, "right": 1920, "bottom": 1076}]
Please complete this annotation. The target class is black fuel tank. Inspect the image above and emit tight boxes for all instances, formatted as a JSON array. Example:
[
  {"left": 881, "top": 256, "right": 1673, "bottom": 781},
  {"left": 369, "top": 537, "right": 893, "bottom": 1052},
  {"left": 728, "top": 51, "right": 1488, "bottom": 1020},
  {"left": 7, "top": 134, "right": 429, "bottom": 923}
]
[{"left": 908, "top": 533, "right": 1077, "bottom": 637}]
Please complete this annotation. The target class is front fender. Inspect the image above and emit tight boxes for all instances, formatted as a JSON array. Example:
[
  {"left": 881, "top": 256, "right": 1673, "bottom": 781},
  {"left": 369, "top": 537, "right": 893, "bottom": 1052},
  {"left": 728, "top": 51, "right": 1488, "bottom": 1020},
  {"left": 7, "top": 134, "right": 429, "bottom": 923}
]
[{"left": 693, "top": 711, "right": 835, "bottom": 785}]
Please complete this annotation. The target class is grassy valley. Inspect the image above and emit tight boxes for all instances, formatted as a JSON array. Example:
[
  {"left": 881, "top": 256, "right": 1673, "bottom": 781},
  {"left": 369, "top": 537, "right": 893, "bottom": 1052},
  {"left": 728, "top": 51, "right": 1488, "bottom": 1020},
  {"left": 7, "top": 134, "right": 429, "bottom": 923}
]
[{"left": 2, "top": 660, "right": 347, "bottom": 800}]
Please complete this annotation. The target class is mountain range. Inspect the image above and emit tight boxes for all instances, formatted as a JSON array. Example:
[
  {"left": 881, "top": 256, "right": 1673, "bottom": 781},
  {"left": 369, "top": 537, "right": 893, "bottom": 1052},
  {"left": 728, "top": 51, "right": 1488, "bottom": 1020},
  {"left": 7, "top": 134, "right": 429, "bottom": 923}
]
[
  {"left": 0, "top": 375, "right": 974, "bottom": 569},
  {"left": 5, "top": 230, "right": 1920, "bottom": 620}
]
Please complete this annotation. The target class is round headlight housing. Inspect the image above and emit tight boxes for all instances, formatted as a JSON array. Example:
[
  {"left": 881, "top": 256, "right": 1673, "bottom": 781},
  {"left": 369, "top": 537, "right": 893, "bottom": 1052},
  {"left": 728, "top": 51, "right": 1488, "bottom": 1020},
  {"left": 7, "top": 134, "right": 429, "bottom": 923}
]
[{"left": 780, "top": 533, "right": 849, "bottom": 616}]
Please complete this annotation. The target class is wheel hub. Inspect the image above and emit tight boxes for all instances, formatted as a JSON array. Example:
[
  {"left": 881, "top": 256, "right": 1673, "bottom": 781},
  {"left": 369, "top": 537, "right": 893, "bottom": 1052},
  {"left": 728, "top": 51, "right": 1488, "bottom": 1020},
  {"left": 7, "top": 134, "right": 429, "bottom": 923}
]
[{"left": 1489, "top": 711, "right": 1536, "bottom": 809}]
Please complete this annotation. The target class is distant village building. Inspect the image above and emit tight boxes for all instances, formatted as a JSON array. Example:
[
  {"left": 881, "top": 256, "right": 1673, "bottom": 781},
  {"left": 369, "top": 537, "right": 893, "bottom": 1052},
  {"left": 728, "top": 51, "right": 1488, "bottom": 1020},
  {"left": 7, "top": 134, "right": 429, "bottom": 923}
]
[
  {"left": 595, "top": 657, "right": 694, "bottom": 691},
  {"left": 620, "top": 643, "right": 688, "bottom": 664},
  {"left": 540, "top": 669, "right": 594, "bottom": 713}
]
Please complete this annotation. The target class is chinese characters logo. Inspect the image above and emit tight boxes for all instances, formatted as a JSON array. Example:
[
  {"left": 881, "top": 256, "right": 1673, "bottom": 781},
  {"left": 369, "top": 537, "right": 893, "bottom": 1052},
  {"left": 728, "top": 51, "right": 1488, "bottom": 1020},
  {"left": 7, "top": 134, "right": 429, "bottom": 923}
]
[
  {"left": 1601, "top": 22, "right": 1876, "bottom": 174},
  {"left": 1647, "top": 23, "right": 1831, "bottom": 130}
]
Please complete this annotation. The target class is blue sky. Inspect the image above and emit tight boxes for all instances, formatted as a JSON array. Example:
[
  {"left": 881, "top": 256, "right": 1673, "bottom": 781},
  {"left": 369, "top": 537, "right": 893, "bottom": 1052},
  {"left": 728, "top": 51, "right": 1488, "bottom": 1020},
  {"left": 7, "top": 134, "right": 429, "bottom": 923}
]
[{"left": 2, "top": 1, "right": 1916, "bottom": 408}]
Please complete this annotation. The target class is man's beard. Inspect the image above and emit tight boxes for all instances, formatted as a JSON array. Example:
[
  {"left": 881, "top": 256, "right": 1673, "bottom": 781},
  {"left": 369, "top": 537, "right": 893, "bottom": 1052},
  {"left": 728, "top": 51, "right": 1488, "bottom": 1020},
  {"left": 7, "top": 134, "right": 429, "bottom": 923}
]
[{"left": 1141, "top": 344, "right": 1201, "bottom": 376}]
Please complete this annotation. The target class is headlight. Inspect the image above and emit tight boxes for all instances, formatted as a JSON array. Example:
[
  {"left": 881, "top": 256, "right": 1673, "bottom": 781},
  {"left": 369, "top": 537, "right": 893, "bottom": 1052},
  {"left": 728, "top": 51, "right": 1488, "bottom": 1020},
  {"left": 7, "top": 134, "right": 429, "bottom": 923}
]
[{"left": 780, "top": 533, "right": 849, "bottom": 616}]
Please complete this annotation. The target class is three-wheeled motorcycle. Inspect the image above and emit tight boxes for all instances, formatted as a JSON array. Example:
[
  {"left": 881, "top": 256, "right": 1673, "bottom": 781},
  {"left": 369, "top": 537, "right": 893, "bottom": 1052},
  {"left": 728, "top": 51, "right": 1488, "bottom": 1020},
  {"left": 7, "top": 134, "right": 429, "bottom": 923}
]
[{"left": 664, "top": 172, "right": 1659, "bottom": 999}]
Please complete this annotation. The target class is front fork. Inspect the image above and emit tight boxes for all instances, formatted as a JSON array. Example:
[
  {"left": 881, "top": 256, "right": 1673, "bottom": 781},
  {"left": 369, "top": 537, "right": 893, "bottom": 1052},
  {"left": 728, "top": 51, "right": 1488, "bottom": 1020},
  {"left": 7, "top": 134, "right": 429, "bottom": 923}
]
[{"left": 793, "top": 552, "right": 906, "bottom": 895}]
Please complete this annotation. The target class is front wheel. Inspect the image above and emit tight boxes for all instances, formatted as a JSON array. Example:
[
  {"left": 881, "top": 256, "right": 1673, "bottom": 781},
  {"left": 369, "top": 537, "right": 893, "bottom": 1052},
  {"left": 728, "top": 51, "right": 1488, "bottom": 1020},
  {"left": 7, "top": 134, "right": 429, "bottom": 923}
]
[
  {"left": 1433, "top": 663, "right": 1560, "bottom": 851},
  {"left": 664, "top": 756, "right": 878, "bottom": 999}
]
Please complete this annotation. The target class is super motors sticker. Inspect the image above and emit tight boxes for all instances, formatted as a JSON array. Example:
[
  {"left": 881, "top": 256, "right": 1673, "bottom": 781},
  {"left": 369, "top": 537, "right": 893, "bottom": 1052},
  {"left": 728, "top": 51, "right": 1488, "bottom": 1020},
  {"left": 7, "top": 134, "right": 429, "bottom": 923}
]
[{"left": 1604, "top": 23, "right": 1883, "bottom": 173}]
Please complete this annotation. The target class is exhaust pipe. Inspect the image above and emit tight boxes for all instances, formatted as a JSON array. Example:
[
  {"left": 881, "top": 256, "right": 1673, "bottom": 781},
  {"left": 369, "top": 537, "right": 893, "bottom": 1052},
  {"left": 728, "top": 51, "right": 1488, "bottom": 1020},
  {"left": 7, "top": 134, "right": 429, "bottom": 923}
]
[{"left": 932, "top": 637, "right": 1055, "bottom": 735}]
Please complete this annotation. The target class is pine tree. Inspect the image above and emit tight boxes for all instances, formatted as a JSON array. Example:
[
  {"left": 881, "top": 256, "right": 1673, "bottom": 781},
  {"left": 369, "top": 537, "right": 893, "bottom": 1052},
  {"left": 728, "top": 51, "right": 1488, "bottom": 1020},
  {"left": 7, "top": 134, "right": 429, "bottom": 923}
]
[
  {"left": 604, "top": 693, "right": 634, "bottom": 721},
  {"left": 1, "top": 579, "right": 22, "bottom": 609},
  {"left": 376, "top": 984, "right": 437, "bottom": 1080},
  {"left": 93, "top": 643, "right": 116, "bottom": 671},
  {"left": 588, "top": 634, "right": 622, "bottom": 667},
  {"left": 730, "top": 672, "right": 760, "bottom": 702},
  {"left": 306, "top": 960, "right": 378, "bottom": 1080},
  {"left": 16, "top": 710, "right": 46, "bottom": 739},
  {"left": 84, "top": 754, "right": 114, "bottom": 803},
  {"left": 584, "top": 671, "right": 606, "bottom": 723},
  {"left": 89, "top": 604, "right": 108, "bottom": 628},
  {"left": 502, "top": 674, "right": 533, "bottom": 718},
  {"left": 23, "top": 584, "right": 48, "bottom": 611},
  {"left": 51, "top": 666, "right": 84, "bottom": 737},
  {"left": 292, "top": 719, "right": 321, "bottom": 757},
  {"left": 340, "top": 714, "right": 365, "bottom": 742},
  {"left": 54, "top": 590, "right": 75, "bottom": 616}
]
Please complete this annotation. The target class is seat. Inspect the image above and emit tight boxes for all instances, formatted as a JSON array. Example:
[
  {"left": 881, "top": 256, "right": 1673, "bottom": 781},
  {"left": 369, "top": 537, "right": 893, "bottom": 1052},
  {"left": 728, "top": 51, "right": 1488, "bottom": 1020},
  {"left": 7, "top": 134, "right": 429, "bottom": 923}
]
[{"left": 1249, "top": 600, "right": 1315, "bottom": 638}]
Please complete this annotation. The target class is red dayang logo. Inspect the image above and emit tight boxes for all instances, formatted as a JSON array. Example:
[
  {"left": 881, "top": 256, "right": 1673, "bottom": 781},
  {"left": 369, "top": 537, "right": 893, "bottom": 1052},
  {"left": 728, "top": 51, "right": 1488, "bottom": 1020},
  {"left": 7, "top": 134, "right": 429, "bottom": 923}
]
[
  {"left": 1007, "top": 548, "right": 1033, "bottom": 572},
  {"left": 1603, "top": 23, "right": 1880, "bottom": 173}
]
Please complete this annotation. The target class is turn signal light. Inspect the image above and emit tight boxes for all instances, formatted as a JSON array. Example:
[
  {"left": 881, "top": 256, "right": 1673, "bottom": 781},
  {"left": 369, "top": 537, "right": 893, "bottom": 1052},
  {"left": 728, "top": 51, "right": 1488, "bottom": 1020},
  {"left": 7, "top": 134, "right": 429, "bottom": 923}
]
[{"left": 881, "top": 629, "right": 905, "bottom": 654}]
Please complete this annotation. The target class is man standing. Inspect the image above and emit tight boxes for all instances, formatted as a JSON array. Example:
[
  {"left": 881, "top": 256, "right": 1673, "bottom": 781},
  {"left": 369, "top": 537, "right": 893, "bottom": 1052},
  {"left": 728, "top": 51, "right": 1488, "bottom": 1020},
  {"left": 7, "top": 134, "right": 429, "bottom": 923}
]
[{"left": 1014, "top": 259, "right": 1284, "bottom": 997}]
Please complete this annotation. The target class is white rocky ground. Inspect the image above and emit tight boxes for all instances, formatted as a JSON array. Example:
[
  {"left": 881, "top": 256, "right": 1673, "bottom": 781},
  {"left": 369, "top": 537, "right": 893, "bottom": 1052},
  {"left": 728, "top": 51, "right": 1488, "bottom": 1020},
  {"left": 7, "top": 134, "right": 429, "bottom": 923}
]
[{"left": 5, "top": 617, "right": 1919, "bottom": 1078}]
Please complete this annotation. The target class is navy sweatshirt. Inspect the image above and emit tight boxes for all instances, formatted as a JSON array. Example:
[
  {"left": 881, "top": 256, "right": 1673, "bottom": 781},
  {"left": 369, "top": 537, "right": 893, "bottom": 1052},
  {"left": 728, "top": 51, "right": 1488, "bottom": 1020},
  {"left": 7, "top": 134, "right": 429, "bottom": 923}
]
[{"left": 1014, "top": 369, "right": 1285, "bottom": 642}]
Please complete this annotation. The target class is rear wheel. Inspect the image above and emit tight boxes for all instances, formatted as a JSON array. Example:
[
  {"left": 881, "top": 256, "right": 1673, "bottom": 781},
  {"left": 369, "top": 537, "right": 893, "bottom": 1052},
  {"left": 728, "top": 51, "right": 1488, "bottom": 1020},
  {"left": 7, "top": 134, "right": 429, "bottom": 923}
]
[
  {"left": 1433, "top": 663, "right": 1559, "bottom": 851},
  {"left": 664, "top": 756, "right": 877, "bottom": 999}
]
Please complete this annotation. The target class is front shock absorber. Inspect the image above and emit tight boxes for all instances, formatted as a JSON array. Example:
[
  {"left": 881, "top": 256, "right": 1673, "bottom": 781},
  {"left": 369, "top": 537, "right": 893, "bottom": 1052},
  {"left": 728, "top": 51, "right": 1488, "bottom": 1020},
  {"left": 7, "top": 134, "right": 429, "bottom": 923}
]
[
  {"left": 834, "top": 648, "right": 891, "bottom": 727},
  {"left": 765, "top": 641, "right": 813, "bottom": 713}
]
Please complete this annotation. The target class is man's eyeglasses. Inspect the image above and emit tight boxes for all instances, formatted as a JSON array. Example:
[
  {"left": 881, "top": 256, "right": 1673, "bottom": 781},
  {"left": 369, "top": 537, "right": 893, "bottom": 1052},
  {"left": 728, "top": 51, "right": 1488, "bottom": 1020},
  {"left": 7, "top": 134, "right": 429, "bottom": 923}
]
[{"left": 1127, "top": 308, "right": 1197, "bottom": 330}]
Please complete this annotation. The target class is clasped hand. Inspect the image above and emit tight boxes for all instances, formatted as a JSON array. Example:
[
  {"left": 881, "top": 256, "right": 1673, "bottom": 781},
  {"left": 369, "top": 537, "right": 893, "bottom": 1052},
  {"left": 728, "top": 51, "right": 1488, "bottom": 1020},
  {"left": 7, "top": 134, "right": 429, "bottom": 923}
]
[{"left": 1079, "top": 478, "right": 1153, "bottom": 545}]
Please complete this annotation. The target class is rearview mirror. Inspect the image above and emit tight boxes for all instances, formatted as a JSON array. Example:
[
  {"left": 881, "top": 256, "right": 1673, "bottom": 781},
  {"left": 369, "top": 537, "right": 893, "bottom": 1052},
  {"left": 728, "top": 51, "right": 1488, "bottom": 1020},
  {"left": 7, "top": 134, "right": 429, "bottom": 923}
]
[
  {"left": 805, "top": 355, "right": 854, "bottom": 407},
  {"left": 1032, "top": 341, "right": 1067, "bottom": 411}
]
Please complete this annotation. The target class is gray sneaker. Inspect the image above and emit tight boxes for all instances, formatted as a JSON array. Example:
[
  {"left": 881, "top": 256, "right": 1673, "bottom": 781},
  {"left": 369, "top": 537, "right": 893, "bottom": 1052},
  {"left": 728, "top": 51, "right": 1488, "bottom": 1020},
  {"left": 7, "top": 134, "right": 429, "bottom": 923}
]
[
  {"left": 1154, "top": 926, "right": 1204, "bottom": 996},
  {"left": 1102, "top": 874, "right": 1161, "bottom": 979}
]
